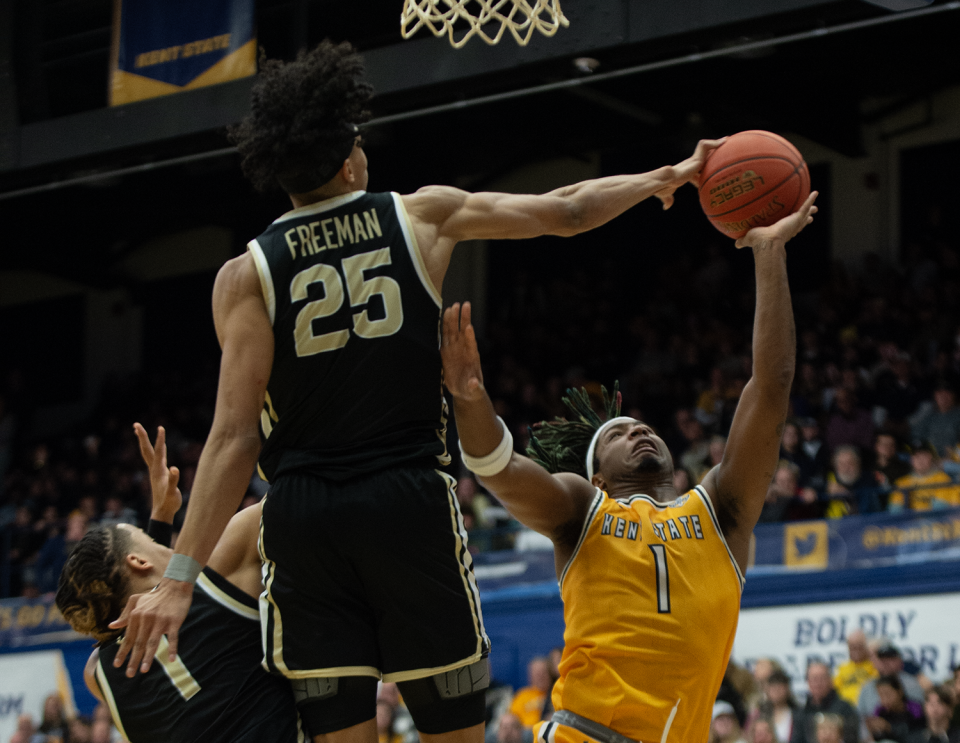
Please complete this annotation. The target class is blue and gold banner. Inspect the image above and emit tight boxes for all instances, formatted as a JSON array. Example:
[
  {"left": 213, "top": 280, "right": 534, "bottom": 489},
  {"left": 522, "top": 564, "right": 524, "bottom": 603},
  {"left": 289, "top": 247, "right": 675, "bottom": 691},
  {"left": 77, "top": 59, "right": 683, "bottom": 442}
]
[
  {"left": 0, "top": 594, "right": 82, "bottom": 648},
  {"left": 109, "top": 0, "right": 256, "bottom": 106},
  {"left": 753, "top": 506, "right": 960, "bottom": 572}
]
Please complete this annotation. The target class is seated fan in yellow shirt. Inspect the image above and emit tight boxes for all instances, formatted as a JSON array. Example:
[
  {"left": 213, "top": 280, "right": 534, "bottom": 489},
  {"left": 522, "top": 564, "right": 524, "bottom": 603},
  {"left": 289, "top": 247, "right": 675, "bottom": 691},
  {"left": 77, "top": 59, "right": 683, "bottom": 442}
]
[{"left": 440, "top": 195, "right": 817, "bottom": 743}]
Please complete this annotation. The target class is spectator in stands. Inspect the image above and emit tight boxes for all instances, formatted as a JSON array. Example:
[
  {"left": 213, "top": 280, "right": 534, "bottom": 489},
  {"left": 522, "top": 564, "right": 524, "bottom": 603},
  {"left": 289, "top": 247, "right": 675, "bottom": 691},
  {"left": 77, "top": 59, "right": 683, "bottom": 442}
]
[
  {"left": 509, "top": 657, "right": 552, "bottom": 728},
  {"left": 911, "top": 380, "right": 960, "bottom": 457},
  {"left": 834, "top": 629, "right": 878, "bottom": 707},
  {"left": 794, "top": 661, "right": 859, "bottom": 743},
  {"left": 33, "top": 511, "right": 88, "bottom": 593},
  {"left": 754, "top": 669, "right": 797, "bottom": 743},
  {"left": 68, "top": 715, "right": 93, "bottom": 743},
  {"left": 859, "top": 641, "right": 926, "bottom": 721},
  {"left": 37, "top": 693, "right": 67, "bottom": 740},
  {"left": 824, "top": 446, "right": 882, "bottom": 517},
  {"left": 874, "top": 433, "right": 911, "bottom": 496},
  {"left": 873, "top": 351, "right": 923, "bottom": 439},
  {"left": 378, "top": 682, "right": 416, "bottom": 743},
  {"left": 825, "top": 389, "right": 875, "bottom": 456},
  {"left": 814, "top": 714, "right": 845, "bottom": 743},
  {"left": 908, "top": 685, "right": 959, "bottom": 743},
  {"left": 952, "top": 667, "right": 960, "bottom": 730},
  {"left": 866, "top": 675, "right": 926, "bottom": 743},
  {"left": 712, "top": 701, "right": 748, "bottom": 743},
  {"left": 889, "top": 442, "right": 960, "bottom": 511},
  {"left": 780, "top": 422, "right": 817, "bottom": 488},
  {"left": 9, "top": 714, "right": 44, "bottom": 743},
  {"left": 750, "top": 717, "right": 779, "bottom": 743},
  {"left": 496, "top": 713, "right": 527, "bottom": 743},
  {"left": 799, "top": 418, "right": 829, "bottom": 490},
  {"left": 99, "top": 494, "right": 138, "bottom": 528},
  {"left": 759, "top": 463, "right": 802, "bottom": 523},
  {"left": 378, "top": 699, "right": 402, "bottom": 743}
]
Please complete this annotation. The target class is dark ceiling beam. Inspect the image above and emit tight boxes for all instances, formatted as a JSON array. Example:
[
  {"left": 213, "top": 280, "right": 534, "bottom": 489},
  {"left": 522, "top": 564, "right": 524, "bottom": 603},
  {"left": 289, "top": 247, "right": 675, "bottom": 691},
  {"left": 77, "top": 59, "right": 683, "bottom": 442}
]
[{"left": 0, "top": 0, "right": 17, "bottom": 171}]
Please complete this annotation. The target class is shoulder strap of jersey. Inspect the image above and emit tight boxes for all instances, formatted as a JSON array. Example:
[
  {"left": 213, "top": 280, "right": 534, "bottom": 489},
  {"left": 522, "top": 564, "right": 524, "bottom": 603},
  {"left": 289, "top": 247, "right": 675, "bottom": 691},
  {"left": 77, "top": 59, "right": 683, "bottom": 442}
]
[{"left": 558, "top": 488, "right": 605, "bottom": 590}]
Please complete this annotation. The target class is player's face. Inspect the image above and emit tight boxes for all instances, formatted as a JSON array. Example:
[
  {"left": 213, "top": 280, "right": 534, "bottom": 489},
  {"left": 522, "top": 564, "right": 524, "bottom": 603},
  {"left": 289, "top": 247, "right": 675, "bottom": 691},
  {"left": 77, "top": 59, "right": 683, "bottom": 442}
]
[{"left": 596, "top": 420, "right": 670, "bottom": 482}]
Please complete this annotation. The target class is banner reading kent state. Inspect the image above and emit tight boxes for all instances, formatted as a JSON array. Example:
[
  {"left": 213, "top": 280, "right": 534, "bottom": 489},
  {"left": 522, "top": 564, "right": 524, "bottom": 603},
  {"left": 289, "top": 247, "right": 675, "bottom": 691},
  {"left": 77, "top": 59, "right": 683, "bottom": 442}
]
[{"left": 109, "top": 0, "right": 256, "bottom": 106}]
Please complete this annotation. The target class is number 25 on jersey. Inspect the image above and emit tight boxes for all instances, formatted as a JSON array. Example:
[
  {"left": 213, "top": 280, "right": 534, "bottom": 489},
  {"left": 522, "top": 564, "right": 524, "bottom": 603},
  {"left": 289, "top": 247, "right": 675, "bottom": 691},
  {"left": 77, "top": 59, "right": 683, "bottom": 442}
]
[{"left": 290, "top": 247, "right": 404, "bottom": 357}]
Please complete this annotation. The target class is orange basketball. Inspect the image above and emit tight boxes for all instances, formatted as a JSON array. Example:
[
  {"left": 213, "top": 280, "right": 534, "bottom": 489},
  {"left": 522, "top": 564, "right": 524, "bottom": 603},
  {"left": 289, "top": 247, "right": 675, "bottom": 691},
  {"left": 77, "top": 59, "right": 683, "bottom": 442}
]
[{"left": 698, "top": 130, "right": 810, "bottom": 240}]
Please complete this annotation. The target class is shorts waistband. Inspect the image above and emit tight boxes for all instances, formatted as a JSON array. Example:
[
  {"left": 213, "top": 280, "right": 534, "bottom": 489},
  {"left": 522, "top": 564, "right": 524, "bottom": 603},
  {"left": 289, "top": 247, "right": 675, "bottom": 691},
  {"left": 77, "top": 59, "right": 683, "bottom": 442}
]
[{"left": 550, "top": 711, "right": 640, "bottom": 743}]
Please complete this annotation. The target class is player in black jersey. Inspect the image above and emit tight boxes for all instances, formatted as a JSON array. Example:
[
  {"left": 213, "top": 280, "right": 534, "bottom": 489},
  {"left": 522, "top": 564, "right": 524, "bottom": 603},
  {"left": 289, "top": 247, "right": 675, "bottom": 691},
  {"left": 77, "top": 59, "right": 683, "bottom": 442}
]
[
  {"left": 112, "top": 41, "right": 723, "bottom": 743},
  {"left": 56, "top": 425, "right": 302, "bottom": 743}
]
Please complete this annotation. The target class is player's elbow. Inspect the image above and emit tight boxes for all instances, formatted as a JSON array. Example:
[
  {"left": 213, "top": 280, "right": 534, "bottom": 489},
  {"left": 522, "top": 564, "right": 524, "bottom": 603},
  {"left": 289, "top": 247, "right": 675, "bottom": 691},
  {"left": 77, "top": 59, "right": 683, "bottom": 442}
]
[
  {"left": 757, "top": 365, "right": 794, "bottom": 396},
  {"left": 552, "top": 196, "right": 586, "bottom": 236}
]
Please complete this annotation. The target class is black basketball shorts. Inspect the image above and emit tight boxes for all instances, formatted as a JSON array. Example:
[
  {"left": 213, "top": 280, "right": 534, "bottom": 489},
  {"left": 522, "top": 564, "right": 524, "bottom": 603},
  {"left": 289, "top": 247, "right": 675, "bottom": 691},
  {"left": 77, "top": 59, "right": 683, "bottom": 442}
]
[{"left": 258, "top": 466, "right": 490, "bottom": 683}]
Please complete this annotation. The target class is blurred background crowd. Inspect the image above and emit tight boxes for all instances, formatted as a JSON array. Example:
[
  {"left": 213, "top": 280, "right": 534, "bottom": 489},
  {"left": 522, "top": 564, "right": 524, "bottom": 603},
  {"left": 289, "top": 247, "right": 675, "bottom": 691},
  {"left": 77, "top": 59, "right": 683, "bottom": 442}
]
[{"left": 3, "top": 217, "right": 960, "bottom": 595}]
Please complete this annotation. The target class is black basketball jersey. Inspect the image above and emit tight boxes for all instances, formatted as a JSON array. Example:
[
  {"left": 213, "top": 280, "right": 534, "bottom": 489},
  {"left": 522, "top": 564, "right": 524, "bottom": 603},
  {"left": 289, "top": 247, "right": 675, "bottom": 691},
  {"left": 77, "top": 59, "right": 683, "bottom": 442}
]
[
  {"left": 248, "top": 190, "right": 450, "bottom": 481},
  {"left": 96, "top": 569, "right": 302, "bottom": 743}
]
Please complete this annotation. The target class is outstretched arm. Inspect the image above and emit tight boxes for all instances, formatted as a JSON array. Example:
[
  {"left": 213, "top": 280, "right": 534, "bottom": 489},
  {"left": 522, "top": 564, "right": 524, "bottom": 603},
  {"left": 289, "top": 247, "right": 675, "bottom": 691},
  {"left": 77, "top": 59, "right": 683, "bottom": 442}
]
[
  {"left": 111, "top": 253, "right": 272, "bottom": 676},
  {"left": 442, "top": 303, "right": 595, "bottom": 570},
  {"left": 403, "top": 139, "right": 725, "bottom": 291},
  {"left": 701, "top": 192, "right": 819, "bottom": 571}
]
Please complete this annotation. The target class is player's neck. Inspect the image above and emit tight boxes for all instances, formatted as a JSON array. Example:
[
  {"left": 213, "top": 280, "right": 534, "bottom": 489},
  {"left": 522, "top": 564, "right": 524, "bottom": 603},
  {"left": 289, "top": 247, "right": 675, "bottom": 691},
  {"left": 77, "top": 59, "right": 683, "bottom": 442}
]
[
  {"left": 289, "top": 180, "right": 358, "bottom": 208},
  {"left": 125, "top": 550, "right": 172, "bottom": 595},
  {"left": 606, "top": 475, "right": 676, "bottom": 503}
]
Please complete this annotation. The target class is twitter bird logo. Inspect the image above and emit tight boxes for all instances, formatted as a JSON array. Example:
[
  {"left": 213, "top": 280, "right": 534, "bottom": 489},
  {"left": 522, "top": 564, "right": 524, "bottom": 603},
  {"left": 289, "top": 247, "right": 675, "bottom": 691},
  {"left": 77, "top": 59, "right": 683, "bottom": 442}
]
[{"left": 784, "top": 522, "right": 828, "bottom": 568}]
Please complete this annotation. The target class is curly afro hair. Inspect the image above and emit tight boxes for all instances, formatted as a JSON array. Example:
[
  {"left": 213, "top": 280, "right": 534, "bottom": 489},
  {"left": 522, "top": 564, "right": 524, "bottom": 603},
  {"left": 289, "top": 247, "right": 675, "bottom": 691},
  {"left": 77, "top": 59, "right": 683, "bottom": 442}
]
[
  {"left": 228, "top": 41, "right": 374, "bottom": 193},
  {"left": 56, "top": 525, "right": 131, "bottom": 645}
]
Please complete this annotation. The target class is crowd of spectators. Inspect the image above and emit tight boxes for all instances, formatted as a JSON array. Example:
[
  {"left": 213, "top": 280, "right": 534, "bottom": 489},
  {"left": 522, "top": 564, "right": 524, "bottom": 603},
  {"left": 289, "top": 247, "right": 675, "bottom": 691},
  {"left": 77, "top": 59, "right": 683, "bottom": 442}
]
[
  {"left": 4, "top": 232, "right": 960, "bottom": 595},
  {"left": 469, "top": 234, "right": 960, "bottom": 534},
  {"left": 7, "top": 694, "right": 123, "bottom": 743},
  {"left": 465, "top": 635, "right": 960, "bottom": 743}
]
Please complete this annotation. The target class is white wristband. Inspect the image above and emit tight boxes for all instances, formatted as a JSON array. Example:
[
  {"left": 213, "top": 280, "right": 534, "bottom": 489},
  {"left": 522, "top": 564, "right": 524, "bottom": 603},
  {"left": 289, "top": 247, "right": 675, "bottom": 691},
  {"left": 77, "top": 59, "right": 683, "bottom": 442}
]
[{"left": 459, "top": 417, "right": 514, "bottom": 477}]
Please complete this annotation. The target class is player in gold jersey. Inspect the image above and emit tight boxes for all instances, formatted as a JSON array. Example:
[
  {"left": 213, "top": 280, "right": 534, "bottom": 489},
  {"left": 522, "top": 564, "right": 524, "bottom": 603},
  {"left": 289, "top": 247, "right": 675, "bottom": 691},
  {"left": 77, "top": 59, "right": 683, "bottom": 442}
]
[{"left": 441, "top": 191, "right": 818, "bottom": 743}]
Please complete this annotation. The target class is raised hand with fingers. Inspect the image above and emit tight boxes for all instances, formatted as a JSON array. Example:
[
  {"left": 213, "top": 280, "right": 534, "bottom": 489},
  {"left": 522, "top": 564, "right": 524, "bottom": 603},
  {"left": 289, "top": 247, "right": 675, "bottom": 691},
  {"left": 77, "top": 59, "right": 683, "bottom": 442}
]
[
  {"left": 735, "top": 191, "right": 819, "bottom": 250},
  {"left": 134, "top": 423, "right": 182, "bottom": 523},
  {"left": 441, "top": 302, "right": 486, "bottom": 403}
]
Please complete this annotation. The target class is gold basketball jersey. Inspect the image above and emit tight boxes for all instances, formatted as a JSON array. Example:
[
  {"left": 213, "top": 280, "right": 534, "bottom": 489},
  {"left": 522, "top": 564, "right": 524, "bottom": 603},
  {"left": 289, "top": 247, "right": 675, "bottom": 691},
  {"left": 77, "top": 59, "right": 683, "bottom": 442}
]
[{"left": 550, "top": 485, "right": 744, "bottom": 743}]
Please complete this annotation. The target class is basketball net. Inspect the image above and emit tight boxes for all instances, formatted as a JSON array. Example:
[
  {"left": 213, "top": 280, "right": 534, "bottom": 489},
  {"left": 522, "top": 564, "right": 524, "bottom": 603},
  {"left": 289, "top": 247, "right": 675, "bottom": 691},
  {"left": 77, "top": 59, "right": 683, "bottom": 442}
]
[{"left": 401, "top": 0, "right": 569, "bottom": 48}]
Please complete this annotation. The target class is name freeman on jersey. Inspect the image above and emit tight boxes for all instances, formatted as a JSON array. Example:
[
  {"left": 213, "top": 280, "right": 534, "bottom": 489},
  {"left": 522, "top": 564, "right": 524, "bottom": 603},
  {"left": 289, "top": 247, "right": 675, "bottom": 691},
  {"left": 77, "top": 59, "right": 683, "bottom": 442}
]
[
  {"left": 600, "top": 513, "right": 705, "bottom": 542},
  {"left": 283, "top": 208, "right": 383, "bottom": 259}
]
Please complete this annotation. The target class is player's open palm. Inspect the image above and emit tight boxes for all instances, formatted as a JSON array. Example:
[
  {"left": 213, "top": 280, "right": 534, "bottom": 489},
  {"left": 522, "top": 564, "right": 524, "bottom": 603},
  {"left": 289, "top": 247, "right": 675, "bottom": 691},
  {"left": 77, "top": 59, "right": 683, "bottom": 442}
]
[
  {"left": 134, "top": 423, "right": 182, "bottom": 522},
  {"left": 442, "top": 302, "right": 485, "bottom": 402},
  {"left": 736, "top": 191, "right": 819, "bottom": 249}
]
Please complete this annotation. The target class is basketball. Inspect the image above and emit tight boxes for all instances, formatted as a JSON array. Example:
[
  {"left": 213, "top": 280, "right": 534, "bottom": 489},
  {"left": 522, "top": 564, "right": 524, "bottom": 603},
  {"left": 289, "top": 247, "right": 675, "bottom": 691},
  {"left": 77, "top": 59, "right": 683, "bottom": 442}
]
[{"left": 698, "top": 130, "right": 811, "bottom": 240}]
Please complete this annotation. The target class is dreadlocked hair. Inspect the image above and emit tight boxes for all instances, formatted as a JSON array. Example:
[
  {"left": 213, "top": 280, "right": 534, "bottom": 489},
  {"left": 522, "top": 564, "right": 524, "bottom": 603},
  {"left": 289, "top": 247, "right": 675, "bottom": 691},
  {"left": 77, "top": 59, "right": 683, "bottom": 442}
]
[
  {"left": 55, "top": 525, "right": 131, "bottom": 645},
  {"left": 227, "top": 40, "right": 374, "bottom": 192},
  {"left": 526, "top": 382, "right": 622, "bottom": 477}
]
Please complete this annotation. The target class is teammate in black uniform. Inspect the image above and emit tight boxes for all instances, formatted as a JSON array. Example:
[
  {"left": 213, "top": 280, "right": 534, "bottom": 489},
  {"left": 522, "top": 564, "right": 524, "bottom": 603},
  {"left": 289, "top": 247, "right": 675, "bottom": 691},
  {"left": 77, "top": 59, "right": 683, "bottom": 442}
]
[
  {"left": 111, "top": 41, "right": 723, "bottom": 743},
  {"left": 56, "top": 426, "right": 302, "bottom": 743}
]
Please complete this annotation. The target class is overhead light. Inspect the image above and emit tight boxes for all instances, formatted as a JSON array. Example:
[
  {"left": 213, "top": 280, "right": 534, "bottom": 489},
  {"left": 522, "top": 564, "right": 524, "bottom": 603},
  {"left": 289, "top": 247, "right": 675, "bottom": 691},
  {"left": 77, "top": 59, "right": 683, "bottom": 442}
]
[
  {"left": 861, "top": 0, "right": 933, "bottom": 10},
  {"left": 573, "top": 57, "right": 600, "bottom": 74}
]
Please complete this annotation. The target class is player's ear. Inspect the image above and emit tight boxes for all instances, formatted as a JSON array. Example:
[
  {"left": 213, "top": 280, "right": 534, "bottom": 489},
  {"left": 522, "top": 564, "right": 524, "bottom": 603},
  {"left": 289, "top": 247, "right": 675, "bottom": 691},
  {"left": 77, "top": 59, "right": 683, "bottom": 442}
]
[
  {"left": 124, "top": 553, "right": 152, "bottom": 574},
  {"left": 591, "top": 472, "right": 607, "bottom": 490},
  {"left": 341, "top": 157, "right": 355, "bottom": 185}
]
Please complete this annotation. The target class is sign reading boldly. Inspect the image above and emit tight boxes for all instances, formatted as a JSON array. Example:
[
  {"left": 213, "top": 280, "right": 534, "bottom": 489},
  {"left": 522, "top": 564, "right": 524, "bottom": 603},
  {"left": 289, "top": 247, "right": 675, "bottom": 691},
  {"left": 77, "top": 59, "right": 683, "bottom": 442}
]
[
  {"left": 733, "top": 592, "right": 960, "bottom": 691},
  {"left": 110, "top": 0, "right": 256, "bottom": 105}
]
